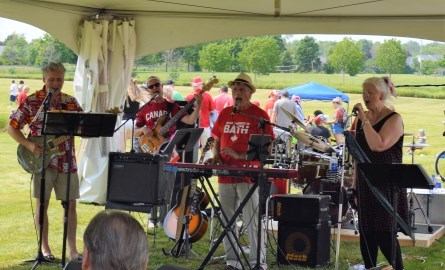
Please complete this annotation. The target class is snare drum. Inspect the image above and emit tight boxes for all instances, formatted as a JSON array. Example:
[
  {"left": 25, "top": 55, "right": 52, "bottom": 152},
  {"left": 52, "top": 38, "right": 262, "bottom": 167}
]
[{"left": 295, "top": 150, "right": 330, "bottom": 185}]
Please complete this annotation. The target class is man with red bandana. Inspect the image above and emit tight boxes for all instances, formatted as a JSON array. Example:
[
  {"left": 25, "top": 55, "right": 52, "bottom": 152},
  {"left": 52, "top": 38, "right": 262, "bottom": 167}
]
[
  {"left": 134, "top": 75, "right": 202, "bottom": 222},
  {"left": 207, "top": 73, "right": 273, "bottom": 270},
  {"left": 8, "top": 62, "right": 83, "bottom": 262}
]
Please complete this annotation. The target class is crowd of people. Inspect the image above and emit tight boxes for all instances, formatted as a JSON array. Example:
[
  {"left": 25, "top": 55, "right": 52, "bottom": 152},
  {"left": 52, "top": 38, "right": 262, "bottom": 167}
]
[{"left": 8, "top": 63, "right": 412, "bottom": 269}]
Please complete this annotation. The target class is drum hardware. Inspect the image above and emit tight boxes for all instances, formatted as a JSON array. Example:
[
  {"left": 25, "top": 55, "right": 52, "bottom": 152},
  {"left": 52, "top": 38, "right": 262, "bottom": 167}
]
[
  {"left": 291, "top": 131, "right": 335, "bottom": 154},
  {"left": 280, "top": 107, "right": 310, "bottom": 132},
  {"left": 403, "top": 139, "right": 433, "bottom": 233}
]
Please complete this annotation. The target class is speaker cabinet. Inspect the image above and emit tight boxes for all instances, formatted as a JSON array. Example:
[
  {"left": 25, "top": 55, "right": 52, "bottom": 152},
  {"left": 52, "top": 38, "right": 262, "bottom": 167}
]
[
  {"left": 273, "top": 194, "right": 330, "bottom": 224},
  {"left": 106, "top": 152, "right": 167, "bottom": 205},
  {"left": 277, "top": 221, "right": 331, "bottom": 267}
]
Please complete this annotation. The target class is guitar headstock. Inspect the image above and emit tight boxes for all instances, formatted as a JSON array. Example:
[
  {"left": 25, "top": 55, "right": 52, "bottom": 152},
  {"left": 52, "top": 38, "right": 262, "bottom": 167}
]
[
  {"left": 106, "top": 107, "right": 122, "bottom": 114},
  {"left": 202, "top": 76, "right": 219, "bottom": 92},
  {"left": 203, "top": 137, "right": 215, "bottom": 153}
]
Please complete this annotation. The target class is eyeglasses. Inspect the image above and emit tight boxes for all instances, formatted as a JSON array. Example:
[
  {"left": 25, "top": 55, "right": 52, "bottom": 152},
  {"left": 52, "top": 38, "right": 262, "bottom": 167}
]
[{"left": 148, "top": 82, "right": 162, "bottom": 89}]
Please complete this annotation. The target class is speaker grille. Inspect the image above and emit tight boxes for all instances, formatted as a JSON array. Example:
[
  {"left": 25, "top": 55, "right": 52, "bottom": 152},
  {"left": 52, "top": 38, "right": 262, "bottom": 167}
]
[
  {"left": 277, "top": 221, "right": 331, "bottom": 267},
  {"left": 106, "top": 152, "right": 167, "bottom": 205}
]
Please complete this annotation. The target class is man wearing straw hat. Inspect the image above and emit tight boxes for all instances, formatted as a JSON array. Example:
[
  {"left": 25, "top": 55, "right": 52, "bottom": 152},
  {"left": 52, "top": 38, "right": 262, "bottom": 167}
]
[{"left": 207, "top": 72, "right": 273, "bottom": 270}]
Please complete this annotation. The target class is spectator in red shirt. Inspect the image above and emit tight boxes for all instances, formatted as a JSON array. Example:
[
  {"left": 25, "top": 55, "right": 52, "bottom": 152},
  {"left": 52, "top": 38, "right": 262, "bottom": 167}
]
[
  {"left": 214, "top": 85, "right": 234, "bottom": 114},
  {"left": 264, "top": 90, "right": 279, "bottom": 119},
  {"left": 17, "top": 85, "right": 30, "bottom": 105},
  {"left": 186, "top": 77, "right": 217, "bottom": 159}
]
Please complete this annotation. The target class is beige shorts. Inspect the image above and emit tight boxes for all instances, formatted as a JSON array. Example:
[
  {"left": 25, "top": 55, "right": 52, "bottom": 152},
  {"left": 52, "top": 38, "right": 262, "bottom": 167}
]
[{"left": 33, "top": 167, "right": 80, "bottom": 201}]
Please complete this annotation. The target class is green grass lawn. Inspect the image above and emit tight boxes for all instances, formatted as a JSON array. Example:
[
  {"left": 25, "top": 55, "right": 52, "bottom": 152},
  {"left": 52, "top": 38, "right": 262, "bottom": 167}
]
[{"left": 1, "top": 74, "right": 445, "bottom": 269}]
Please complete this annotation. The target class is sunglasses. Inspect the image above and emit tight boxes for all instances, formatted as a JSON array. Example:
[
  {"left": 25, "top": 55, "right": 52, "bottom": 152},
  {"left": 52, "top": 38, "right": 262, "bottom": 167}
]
[{"left": 148, "top": 82, "right": 162, "bottom": 89}]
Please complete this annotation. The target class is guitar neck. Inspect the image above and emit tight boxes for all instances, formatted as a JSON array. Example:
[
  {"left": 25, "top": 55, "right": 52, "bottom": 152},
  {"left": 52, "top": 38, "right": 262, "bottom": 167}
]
[
  {"left": 159, "top": 101, "right": 195, "bottom": 136},
  {"left": 159, "top": 77, "right": 217, "bottom": 136},
  {"left": 47, "top": 135, "right": 70, "bottom": 150}
]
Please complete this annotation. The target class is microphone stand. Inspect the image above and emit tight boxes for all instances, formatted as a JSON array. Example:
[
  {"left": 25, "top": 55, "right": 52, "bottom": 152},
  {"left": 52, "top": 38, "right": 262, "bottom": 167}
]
[
  {"left": 333, "top": 112, "right": 355, "bottom": 270},
  {"left": 235, "top": 109, "right": 274, "bottom": 270},
  {"left": 26, "top": 92, "right": 55, "bottom": 269}
]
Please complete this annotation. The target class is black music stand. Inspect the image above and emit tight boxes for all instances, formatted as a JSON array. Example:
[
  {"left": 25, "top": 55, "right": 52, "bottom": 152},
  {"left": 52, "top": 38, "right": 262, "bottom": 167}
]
[
  {"left": 357, "top": 163, "right": 434, "bottom": 269},
  {"left": 161, "top": 128, "right": 203, "bottom": 258},
  {"left": 43, "top": 111, "right": 116, "bottom": 267}
]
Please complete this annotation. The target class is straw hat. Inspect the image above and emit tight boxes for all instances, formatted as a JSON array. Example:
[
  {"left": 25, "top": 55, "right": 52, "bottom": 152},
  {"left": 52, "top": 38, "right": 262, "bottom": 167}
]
[{"left": 228, "top": 72, "right": 256, "bottom": 92}]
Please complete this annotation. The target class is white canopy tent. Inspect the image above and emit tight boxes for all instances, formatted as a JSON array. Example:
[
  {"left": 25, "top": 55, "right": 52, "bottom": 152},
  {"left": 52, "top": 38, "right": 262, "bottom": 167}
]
[
  {"left": 1, "top": 0, "right": 444, "bottom": 204},
  {"left": 1, "top": 0, "right": 444, "bottom": 59}
]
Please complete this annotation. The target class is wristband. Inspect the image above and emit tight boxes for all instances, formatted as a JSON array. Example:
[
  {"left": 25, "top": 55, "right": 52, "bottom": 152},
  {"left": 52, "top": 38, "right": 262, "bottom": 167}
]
[{"left": 362, "top": 120, "right": 371, "bottom": 126}]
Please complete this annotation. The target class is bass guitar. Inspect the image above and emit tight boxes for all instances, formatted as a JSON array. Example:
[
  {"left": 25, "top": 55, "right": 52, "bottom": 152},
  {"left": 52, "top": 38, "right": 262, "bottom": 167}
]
[
  {"left": 139, "top": 76, "right": 218, "bottom": 154},
  {"left": 17, "top": 135, "right": 69, "bottom": 174}
]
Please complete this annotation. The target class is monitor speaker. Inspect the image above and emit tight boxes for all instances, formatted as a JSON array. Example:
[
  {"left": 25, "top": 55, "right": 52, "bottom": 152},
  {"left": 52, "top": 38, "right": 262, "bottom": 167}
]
[
  {"left": 277, "top": 221, "right": 331, "bottom": 267},
  {"left": 106, "top": 152, "right": 167, "bottom": 205}
]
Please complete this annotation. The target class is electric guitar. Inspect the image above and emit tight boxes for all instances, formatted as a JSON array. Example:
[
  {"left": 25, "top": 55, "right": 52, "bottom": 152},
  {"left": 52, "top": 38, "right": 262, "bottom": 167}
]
[
  {"left": 16, "top": 107, "right": 122, "bottom": 174},
  {"left": 139, "top": 76, "right": 219, "bottom": 154},
  {"left": 17, "top": 135, "right": 70, "bottom": 174}
]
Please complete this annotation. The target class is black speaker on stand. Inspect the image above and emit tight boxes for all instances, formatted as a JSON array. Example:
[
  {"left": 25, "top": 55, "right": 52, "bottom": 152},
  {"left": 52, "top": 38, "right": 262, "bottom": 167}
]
[{"left": 273, "top": 194, "right": 331, "bottom": 267}]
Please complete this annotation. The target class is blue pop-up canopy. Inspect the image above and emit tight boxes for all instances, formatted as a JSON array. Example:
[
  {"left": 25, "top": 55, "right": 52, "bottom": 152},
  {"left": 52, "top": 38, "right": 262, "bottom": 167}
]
[{"left": 282, "top": 82, "right": 349, "bottom": 103}]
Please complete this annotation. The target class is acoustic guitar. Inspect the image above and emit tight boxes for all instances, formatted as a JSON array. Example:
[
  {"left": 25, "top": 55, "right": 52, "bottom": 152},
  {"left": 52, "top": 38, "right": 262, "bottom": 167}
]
[
  {"left": 139, "top": 76, "right": 218, "bottom": 154},
  {"left": 162, "top": 137, "right": 215, "bottom": 255}
]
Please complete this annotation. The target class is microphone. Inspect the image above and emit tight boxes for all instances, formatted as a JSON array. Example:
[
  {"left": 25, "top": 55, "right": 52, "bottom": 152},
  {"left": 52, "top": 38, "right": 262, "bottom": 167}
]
[
  {"left": 232, "top": 98, "right": 241, "bottom": 116},
  {"left": 42, "top": 88, "right": 54, "bottom": 107},
  {"left": 352, "top": 107, "right": 359, "bottom": 116}
]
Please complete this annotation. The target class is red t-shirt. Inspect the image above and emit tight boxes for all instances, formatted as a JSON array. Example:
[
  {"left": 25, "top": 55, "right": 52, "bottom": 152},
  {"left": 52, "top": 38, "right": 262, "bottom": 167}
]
[
  {"left": 214, "top": 93, "right": 234, "bottom": 113},
  {"left": 264, "top": 99, "right": 275, "bottom": 115},
  {"left": 212, "top": 104, "right": 274, "bottom": 183},
  {"left": 17, "top": 91, "right": 27, "bottom": 105},
  {"left": 135, "top": 99, "right": 182, "bottom": 139},
  {"left": 186, "top": 91, "right": 215, "bottom": 128}
]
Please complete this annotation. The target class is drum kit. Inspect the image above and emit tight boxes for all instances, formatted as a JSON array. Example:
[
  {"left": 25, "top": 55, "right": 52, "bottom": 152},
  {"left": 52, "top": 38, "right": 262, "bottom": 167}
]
[{"left": 269, "top": 108, "right": 356, "bottom": 225}]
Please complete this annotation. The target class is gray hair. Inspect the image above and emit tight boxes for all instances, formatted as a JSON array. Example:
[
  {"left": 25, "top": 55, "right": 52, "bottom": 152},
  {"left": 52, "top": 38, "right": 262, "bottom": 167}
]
[
  {"left": 83, "top": 210, "right": 148, "bottom": 270},
  {"left": 41, "top": 62, "right": 66, "bottom": 77},
  {"left": 363, "top": 77, "right": 395, "bottom": 109}
]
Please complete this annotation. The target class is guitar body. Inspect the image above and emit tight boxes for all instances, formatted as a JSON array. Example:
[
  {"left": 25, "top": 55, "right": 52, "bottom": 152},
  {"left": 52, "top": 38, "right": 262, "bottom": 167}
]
[
  {"left": 139, "top": 114, "right": 169, "bottom": 154},
  {"left": 163, "top": 186, "right": 208, "bottom": 243},
  {"left": 17, "top": 136, "right": 64, "bottom": 174}
]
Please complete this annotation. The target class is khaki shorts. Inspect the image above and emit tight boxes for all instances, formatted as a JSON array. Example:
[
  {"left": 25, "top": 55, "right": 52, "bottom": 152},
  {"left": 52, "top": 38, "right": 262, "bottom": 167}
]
[{"left": 33, "top": 167, "right": 80, "bottom": 201}]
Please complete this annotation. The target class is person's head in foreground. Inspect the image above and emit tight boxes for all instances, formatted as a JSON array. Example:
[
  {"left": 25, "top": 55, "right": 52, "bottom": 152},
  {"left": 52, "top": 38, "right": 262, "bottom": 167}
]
[{"left": 82, "top": 210, "right": 148, "bottom": 270}]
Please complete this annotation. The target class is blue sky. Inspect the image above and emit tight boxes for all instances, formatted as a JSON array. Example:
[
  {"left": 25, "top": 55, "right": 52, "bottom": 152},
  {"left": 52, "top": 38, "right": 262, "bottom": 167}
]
[{"left": 0, "top": 17, "right": 438, "bottom": 44}]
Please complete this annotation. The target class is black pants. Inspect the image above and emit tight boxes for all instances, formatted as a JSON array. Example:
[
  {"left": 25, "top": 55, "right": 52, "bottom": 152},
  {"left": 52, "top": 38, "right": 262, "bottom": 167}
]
[{"left": 359, "top": 231, "right": 403, "bottom": 270}]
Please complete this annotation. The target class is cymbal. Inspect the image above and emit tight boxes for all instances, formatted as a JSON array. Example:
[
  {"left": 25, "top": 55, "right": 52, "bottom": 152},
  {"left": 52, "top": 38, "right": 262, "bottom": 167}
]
[
  {"left": 403, "top": 133, "right": 414, "bottom": 136},
  {"left": 403, "top": 142, "right": 430, "bottom": 148},
  {"left": 291, "top": 131, "right": 335, "bottom": 153},
  {"left": 281, "top": 107, "right": 309, "bottom": 132}
]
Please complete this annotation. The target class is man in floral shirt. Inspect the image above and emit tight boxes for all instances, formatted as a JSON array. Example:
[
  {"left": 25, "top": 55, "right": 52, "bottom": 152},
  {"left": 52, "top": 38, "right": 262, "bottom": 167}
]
[{"left": 8, "top": 62, "right": 83, "bottom": 262}]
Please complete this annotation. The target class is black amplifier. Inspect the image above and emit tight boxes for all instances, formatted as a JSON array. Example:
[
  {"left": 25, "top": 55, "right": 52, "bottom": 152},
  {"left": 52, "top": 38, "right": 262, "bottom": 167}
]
[
  {"left": 106, "top": 152, "right": 167, "bottom": 205},
  {"left": 273, "top": 194, "right": 331, "bottom": 224}
]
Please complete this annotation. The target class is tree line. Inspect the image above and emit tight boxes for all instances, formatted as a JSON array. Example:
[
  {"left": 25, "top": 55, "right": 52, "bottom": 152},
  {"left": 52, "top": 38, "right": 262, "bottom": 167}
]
[{"left": 1, "top": 33, "right": 445, "bottom": 77}]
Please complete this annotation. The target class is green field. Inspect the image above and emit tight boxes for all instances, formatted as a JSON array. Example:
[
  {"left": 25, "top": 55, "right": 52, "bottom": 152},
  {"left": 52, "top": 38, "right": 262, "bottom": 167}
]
[{"left": 1, "top": 74, "right": 445, "bottom": 269}]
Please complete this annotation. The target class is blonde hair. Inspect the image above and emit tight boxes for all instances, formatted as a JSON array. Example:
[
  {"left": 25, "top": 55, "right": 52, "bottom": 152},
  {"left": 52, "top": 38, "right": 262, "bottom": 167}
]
[
  {"left": 41, "top": 62, "right": 66, "bottom": 76},
  {"left": 363, "top": 77, "right": 397, "bottom": 109},
  {"left": 332, "top": 97, "right": 342, "bottom": 105}
]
